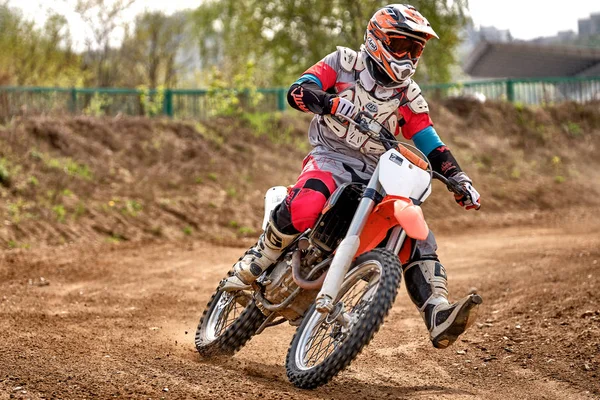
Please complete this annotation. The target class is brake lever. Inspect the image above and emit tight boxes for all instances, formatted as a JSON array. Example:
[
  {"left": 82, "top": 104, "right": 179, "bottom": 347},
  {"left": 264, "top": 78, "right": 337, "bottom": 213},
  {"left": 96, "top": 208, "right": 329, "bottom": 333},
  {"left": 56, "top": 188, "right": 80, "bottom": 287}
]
[{"left": 432, "top": 172, "right": 468, "bottom": 197}]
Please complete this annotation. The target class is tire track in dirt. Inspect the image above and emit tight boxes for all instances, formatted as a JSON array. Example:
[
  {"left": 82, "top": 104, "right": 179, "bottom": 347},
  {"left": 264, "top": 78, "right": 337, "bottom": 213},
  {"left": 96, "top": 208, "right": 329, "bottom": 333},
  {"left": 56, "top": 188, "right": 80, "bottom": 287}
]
[{"left": 1, "top": 216, "right": 599, "bottom": 399}]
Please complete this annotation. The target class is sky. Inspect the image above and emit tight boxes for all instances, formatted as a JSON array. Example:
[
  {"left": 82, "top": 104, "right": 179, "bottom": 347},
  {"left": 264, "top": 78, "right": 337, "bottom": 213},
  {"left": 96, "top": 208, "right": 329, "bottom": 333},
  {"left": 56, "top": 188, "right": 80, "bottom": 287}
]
[
  {"left": 7, "top": 0, "right": 600, "bottom": 44},
  {"left": 468, "top": 0, "right": 599, "bottom": 39}
]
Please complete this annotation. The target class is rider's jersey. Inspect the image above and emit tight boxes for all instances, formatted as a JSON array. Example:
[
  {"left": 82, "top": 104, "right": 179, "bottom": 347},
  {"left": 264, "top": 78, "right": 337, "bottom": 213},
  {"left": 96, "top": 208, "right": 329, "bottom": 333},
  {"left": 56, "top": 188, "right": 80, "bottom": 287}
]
[{"left": 298, "top": 47, "right": 435, "bottom": 170}]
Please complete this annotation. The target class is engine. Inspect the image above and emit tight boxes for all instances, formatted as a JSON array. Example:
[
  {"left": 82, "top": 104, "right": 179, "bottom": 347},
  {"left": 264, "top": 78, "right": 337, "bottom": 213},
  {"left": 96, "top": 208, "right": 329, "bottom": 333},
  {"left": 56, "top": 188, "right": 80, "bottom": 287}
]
[{"left": 260, "top": 253, "right": 320, "bottom": 324}]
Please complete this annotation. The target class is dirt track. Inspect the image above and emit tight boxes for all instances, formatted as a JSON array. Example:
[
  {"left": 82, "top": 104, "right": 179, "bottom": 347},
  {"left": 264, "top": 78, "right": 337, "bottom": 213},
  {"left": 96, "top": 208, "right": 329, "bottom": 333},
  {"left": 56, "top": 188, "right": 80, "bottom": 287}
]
[{"left": 2, "top": 213, "right": 600, "bottom": 400}]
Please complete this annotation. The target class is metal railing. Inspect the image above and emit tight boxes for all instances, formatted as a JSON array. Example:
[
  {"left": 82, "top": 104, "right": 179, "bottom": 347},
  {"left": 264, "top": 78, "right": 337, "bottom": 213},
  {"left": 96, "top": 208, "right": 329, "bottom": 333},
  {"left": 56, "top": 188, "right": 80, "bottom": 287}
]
[
  {"left": 0, "top": 77, "right": 598, "bottom": 120},
  {"left": 421, "top": 76, "right": 600, "bottom": 105},
  {"left": 0, "top": 86, "right": 288, "bottom": 120}
]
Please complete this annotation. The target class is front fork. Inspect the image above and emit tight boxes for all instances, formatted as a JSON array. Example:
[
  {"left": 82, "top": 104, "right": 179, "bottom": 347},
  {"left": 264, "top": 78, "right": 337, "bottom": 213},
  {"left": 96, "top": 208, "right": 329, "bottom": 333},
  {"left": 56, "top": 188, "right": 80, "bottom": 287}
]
[{"left": 315, "top": 166, "right": 406, "bottom": 313}]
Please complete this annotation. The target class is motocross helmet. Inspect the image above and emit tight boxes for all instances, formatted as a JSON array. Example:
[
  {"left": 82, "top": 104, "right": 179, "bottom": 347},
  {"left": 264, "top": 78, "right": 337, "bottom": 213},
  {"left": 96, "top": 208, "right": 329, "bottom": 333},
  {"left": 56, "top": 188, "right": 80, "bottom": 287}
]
[{"left": 364, "top": 4, "right": 438, "bottom": 88}]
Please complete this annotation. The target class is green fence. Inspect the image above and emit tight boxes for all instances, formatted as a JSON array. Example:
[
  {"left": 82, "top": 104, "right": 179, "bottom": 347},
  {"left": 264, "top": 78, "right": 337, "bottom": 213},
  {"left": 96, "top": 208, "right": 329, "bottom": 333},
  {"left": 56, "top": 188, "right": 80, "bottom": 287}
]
[
  {"left": 1, "top": 77, "right": 599, "bottom": 120},
  {"left": 0, "top": 87, "right": 288, "bottom": 120},
  {"left": 421, "top": 76, "right": 600, "bottom": 105}
]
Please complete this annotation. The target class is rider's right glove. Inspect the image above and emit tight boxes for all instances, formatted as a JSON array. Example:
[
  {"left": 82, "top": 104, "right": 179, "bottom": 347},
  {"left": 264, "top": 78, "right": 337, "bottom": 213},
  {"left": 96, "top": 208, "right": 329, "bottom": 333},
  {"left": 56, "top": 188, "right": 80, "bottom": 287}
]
[
  {"left": 452, "top": 172, "right": 481, "bottom": 210},
  {"left": 329, "top": 97, "right": 356, "bottom": 118}
]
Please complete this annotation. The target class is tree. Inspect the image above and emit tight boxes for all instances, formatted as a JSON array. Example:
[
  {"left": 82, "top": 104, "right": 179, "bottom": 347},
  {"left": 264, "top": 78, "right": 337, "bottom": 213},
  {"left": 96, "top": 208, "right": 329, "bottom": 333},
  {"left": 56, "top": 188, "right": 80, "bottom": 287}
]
[
  {"left": 0, "top": 3, "right": 83, "bottom": 86},
  {"left": 74, "top": 0, "right": 136, "bottom": 87},
  {"left": 191, "top": 0, "right": 468, "bottom": 86},
  {"left": 119, "top": 11, "right": 189, "bottom": 88}
]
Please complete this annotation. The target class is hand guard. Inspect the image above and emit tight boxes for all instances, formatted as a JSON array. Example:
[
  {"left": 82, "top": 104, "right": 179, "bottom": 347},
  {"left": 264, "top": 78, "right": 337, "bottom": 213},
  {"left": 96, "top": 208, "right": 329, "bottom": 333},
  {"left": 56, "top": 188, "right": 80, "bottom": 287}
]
[
  {"left": 329, "top": 97, "right": 356, "bottom": 118},
  {"left": 452, "top": 172, "right": 481, "bottom": 210}
]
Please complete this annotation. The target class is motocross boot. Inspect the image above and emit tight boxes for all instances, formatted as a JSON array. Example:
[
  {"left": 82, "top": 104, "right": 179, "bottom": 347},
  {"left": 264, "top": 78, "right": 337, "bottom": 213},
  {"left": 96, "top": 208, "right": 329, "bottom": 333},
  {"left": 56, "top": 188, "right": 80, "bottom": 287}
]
[
  {"left": 403, "top": 259, "right": 482, "bottom": 349},
  {"left": 222, "top": 217, "right": 298, "bottom": 291}
]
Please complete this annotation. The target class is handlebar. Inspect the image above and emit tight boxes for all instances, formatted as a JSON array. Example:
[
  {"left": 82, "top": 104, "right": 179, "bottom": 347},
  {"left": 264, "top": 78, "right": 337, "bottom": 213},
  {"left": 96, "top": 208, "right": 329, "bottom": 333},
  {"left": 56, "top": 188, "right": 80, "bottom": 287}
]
[
  {"left": 432, "top": 171, "right": 480, "bottom": 210},
  {"left": 338, "top": 112, "right": 478, "bottom": 209},
  {"left": 337, "top": 112, "right": 428, "bottom": 171}
]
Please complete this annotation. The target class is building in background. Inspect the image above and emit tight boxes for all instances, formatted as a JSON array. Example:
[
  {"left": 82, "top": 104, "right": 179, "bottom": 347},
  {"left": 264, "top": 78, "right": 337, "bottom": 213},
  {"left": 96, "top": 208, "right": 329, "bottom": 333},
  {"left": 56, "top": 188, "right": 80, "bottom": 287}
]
[{"left": 578, "top": 12, "right": 600, "bottom": 37}]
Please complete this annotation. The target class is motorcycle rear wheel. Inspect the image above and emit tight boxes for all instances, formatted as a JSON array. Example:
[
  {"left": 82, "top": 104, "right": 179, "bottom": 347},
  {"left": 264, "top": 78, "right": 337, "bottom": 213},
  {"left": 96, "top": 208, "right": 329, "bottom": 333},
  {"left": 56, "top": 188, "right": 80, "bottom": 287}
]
[
  {"left": 195, "top": 282, "right": 266, "bottom": 357},
  {"left": 285, "top": 248, "right": 402, "bottom": 389}
]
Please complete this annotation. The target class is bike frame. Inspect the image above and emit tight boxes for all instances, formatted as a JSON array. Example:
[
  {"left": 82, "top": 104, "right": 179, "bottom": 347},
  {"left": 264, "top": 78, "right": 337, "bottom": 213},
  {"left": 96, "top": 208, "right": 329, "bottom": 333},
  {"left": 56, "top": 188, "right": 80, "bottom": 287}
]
[{"left": 315, "top": 148, "right": 432, "bottom": 313}]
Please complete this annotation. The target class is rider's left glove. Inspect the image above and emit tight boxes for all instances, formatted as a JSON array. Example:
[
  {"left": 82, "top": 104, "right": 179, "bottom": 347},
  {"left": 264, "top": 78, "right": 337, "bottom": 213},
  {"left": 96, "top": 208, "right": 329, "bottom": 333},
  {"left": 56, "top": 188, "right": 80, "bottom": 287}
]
[
  {"left": 452, "top": 172, "right": 481, "bottom": 210},
  {"left": 329, "top": 97, "right": 356, "bottom": 118}
]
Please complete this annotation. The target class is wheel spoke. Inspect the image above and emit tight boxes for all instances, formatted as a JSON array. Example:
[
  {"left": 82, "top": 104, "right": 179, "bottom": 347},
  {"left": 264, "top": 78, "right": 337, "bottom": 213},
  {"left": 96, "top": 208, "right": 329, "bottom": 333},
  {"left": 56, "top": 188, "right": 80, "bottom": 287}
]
[
  {"left": 295, "top": 260, "right": 385, "bottom": 371},
  {"left": 205, "top": 291, "right": 246, "bottom": 341}
]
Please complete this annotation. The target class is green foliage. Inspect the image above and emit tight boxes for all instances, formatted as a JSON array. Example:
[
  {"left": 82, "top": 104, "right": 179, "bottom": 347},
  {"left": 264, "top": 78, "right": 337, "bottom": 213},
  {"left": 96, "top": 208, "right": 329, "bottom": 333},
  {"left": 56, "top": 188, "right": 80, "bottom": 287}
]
[
  {"left": 207, "top": 173, "right": 218, "bottom": 181},
  {"left": 6, "top": 199, "right": 34, "bottom": 224},
  {"left": 510, "top": 167, "right": 521, "bottom": 180},
  {"left": 52, "top": 205, "right": 67, "bottom": 223},
  {"left": 121, "top": 200, "right": 143, "bottom": 217},
  {"left": 554, "top": 175, "right": 566, "bottom": 184},
  {"left": 192, "top": 0, "right": 467, "bottom": 85},
  {"left": 120, "top": 11, "right": 189, "bottom": 88},
  {"left": 0, "top": 158, "right": 12, "bottom": 187},
  {"left": 225, "top": 187, "right": 237, "bottom": 198},
  {"left": 182, "top": 226, "right": 193, "bottom": 236},
  {"left": 0, "top": 5, "right": 84, "bottom": 86},
  {"left": 207, "top": 61, "right": 264, "bottom": 116},
  {"left": 84, "top": 93, "right": 113, "bottom": 117},
  {"left": 138, "top": 85, "right": 165, "bottom": 116},
  {"left": 28, "top": 176, "right": 39, "bottom": 186},
  {"left": 40, "top": 152, "right": 93, "bottom": 180},
  {"left": 238, "top": 226, "right": 255, "bottom": 236},
  {"left": 563, "top": 121, "right": 583, "bottom": 137}
]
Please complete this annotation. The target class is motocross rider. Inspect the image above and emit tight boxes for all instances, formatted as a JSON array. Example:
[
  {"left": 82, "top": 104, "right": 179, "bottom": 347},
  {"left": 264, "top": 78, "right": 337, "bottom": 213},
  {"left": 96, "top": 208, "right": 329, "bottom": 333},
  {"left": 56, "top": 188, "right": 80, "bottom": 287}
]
[{"left": 226, "top": 4, "right": 482, "bottom": 349}]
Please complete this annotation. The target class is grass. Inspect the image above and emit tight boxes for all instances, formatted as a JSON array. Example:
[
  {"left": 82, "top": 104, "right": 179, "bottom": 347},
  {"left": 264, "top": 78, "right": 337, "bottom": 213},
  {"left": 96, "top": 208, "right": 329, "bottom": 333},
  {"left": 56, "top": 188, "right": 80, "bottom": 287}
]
[
  {"left": 563, "top": 121, "right": 583, "bottom": 137},
  {"left": 195, "top": 122, "right": 225, "bottom": 146},
  {"left": 226, "top": 187, "right": 237, "bottom": 198},
  {"left": 0, "top": 158, "right": 12, "bottom": 187},
  {"left": 31, "top": 149, "right": 93, "bottom": 181},
  {"left": 238, "top": 226, "right": 255, "bottom": 235},
  {"left": 52, "top": 205, "right": 67, "bottom": 223},
  {"left": 182, "top": 226, "right": 193, "bottom": 236},
  {"left": 7, "top": 199, "right": 34, "bottom": 224},
  {"left": 7, "top": 240, "right": 31, "bottom": 250},
  {"left": 74, "top": 202, "right": 87, "bottom": 219},
  {"left": 207, "top": 173, "right": 218, "bottom": 182},
  {"left": 121, "top": 200, "right": 143, "bottom": 217}
]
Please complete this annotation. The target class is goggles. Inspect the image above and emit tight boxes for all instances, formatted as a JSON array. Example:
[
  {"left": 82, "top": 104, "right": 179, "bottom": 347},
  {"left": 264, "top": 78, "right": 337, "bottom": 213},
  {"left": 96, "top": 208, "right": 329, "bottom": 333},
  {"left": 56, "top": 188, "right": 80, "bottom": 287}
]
[{"left": 385, "top": 35, "right": 425, "bottom": 60}]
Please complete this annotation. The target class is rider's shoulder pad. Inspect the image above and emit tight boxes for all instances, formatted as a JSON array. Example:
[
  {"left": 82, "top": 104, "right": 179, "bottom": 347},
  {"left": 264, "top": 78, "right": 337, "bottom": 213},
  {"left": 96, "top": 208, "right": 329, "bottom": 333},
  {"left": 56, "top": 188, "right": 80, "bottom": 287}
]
[
  {"left": 337, "top": 46, "right": 362, "bottom": 72},
  {"left": 405, "top": 80, "right": 429, "bottom": 114},
  {"left": 408, "top": 94, "right": 429, "bottom": 114},
  {"left": 406, "top": 80, "right": 422, "bottom": 101}
]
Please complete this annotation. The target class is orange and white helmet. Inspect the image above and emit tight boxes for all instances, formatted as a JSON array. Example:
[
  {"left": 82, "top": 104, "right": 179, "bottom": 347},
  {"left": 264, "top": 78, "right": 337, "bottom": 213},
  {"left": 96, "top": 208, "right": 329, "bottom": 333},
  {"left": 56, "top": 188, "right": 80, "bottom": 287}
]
[{"left": 364, "top": 4, "right": 438, "bottom": 87}]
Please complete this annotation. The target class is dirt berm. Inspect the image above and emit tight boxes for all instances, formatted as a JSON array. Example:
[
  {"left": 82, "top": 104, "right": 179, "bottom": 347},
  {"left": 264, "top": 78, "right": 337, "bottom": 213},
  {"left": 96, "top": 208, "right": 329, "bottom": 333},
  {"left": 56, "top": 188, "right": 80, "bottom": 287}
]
[
  {"left": 1, "top": 100, "right": 600, "bottom": 399},
  {"left": 0, "top": 100, "right": 599, "bottom": 249}
]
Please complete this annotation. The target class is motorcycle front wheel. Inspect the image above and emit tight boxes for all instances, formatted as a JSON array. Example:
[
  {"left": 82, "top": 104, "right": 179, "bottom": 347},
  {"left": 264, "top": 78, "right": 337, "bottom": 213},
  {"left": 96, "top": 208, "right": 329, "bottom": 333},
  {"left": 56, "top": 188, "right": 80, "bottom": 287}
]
[
  {"left": 195, "top": 280, "right": 266, "bottom": 357},
  {"left": 285, "top": 248, "right": 402, "bottom": 389}
]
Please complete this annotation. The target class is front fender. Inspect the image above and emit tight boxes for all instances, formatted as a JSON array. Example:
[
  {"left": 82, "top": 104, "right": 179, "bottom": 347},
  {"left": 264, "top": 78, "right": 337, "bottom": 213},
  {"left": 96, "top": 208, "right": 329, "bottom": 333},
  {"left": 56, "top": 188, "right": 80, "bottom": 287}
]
[
  {"left": 356, "top": 196, "right": 429, "bottom": 258},
  {"left": 393, "top": 199, "right": 429, "bottom": 241}
]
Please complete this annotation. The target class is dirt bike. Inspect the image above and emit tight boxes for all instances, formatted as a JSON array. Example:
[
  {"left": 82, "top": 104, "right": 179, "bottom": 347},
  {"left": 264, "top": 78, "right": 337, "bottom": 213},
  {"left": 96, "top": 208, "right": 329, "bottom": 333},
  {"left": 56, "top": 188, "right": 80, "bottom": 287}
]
[{"left": 194, "top": 112, "right": 474, "bottom": 389}]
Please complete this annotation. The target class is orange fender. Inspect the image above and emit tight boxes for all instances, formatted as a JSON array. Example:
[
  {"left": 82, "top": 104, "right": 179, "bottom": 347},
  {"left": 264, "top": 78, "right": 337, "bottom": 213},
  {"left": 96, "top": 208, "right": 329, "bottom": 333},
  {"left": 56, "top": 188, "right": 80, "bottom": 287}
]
[
  {"left": 393, "top": 199, "right": 429, "bottom": 241},
  {"left": 356, "top": 196, "right": 429, "bottom": 258}
]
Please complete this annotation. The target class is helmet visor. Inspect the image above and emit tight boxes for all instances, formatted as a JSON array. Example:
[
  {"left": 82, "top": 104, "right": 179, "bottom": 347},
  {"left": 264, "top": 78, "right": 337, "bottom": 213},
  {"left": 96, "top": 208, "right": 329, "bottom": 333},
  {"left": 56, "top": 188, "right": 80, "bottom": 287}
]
[{"left": 386, "top": 36, "right": 424, "bottom": 59}]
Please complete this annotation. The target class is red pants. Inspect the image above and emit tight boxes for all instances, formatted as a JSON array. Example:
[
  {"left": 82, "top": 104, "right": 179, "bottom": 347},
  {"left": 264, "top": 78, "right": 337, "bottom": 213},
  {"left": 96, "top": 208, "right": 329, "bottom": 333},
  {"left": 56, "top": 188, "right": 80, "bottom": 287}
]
[{"left": 274, "top": 156, "right": 337, "bottom": 234}]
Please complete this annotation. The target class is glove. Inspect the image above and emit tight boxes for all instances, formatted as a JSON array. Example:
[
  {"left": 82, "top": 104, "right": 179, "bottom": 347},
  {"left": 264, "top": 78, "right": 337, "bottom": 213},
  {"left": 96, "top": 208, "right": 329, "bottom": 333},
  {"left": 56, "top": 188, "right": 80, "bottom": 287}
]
[
  {"left": 329, "top": 97, "right": 356, "bottom": 118},
  {"left": 452, "top": 172, "right": 481, "bottom": 210}
]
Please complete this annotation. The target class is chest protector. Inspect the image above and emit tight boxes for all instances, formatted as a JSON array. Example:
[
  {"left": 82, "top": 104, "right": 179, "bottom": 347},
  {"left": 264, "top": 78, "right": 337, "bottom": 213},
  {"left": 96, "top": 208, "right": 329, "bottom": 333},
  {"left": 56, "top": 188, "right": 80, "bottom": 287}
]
[{"left": 323, "top": 47, "right": 404, "bottom": 156}]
